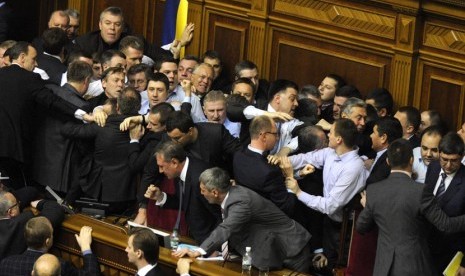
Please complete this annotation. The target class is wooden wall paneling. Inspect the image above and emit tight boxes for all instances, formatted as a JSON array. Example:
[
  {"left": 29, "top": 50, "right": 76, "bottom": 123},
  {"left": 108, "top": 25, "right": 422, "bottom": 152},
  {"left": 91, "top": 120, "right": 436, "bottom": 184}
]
[
  {"left": 415, "top": 60, "right": 465, "bottom": 131},
  {"left": 422, "top": 19, "right": 465, "bottom": 61},
  {"left": 389, "top": 53, "right": 415, "bottom": 107},
  {"left": 267, "top": 27, "right": 391, "bottom": 97},
  {"left": 204, "top": 10, "right": 249, "bottom": 81},
  {"left": 270, "top": 0, "right": 398, "bottom": 44},
  {"left": 246, "top": 0, "right": 269, "bottom": 76},
  {"left": 186, "top": 0, "right": 205, "bottom": 56},
  {"left": 150, "top": 0, "right": 167, "bottom": 45}
]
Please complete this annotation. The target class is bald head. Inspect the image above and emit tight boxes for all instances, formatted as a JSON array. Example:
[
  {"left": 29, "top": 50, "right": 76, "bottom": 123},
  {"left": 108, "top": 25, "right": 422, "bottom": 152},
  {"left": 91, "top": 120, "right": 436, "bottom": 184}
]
[
  {"left": 32, "top": 254, "right": 61, "bottom": 276},
  {"left": 0, "top": 191, "right": 20, "bottom": 218},
  {"left": 48, "top": 10, "right": 69, "bottom": 31}
]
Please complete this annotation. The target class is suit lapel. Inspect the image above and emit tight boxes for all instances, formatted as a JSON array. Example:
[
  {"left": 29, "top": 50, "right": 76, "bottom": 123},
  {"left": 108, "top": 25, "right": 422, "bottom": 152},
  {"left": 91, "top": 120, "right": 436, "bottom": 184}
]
[
  {"left": 440, "top": 166, "right": 465, "bottom": 204},
  {"left": 184, "top": 164, "right": 193, "bottom": 210}
]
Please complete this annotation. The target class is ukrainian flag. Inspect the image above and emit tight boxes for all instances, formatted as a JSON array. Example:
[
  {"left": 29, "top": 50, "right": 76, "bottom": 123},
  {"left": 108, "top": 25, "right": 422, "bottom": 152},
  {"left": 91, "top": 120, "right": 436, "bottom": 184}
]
[{"left": 161, "top": 0, "right": 188, "bottom": 56}]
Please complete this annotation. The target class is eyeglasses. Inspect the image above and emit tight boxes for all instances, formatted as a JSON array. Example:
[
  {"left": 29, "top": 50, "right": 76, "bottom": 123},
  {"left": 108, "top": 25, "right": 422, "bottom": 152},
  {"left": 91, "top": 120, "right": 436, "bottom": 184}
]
[
  {"left": 8, "top": 201, "right": 20, "bottom": 212},
  {"left": 264, "top": 132, "right": 279, "bottom": 137}
]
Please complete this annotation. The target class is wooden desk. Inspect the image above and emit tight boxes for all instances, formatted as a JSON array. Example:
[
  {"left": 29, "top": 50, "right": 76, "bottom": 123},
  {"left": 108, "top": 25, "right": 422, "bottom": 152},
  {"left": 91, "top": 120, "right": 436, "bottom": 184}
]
[{"left": 52, "top": 214, "right": 310, "bottom": 276}]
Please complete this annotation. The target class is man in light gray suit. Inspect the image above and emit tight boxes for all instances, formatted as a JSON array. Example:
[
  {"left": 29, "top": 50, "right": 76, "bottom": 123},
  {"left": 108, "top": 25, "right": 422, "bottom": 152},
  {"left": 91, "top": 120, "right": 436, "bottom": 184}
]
[
  {"left": 357, "top": 139, "right": 465, "bottom": 276},
  {"left": 173, "top": 167, "right": 311, "bottom": 272}
]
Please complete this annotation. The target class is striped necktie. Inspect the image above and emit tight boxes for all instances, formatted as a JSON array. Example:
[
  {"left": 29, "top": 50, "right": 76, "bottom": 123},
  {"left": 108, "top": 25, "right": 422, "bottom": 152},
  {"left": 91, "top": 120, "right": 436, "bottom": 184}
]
[{"left": 436, "top": 173, "right": 447, "bottom": 198}]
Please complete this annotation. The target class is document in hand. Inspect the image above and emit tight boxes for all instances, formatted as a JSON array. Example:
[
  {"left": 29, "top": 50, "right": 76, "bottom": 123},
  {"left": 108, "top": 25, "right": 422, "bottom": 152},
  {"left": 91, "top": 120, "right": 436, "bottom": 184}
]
[
  {"left": 127, "top": 220, "right": 171, "bottom": 247},
  {"left": 443, "top": 251, "right": 463, "bottom": 276}
]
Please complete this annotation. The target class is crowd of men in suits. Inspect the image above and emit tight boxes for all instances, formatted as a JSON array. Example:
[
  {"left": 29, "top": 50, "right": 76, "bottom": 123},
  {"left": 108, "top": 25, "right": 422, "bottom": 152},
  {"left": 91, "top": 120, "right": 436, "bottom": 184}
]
[{"left": 1, "top": 5, "right": 465, "bottom": 276}]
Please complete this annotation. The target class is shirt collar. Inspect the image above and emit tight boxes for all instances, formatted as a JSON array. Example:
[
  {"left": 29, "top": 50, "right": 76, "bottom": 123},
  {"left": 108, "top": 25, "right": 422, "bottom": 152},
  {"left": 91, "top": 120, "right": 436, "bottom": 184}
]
[
  {"left": 137, "top": 264, "right": 157, "bottom": 276},
  {"left": 267, "top": 104, "right": 276, "bottom": 113},
  {"left": 337, "top": 147, "right": 359, "bottom": 161},
  {"left": 221, "top": 192, "right": 230, "bottom": 210},
  {"left": 440, "top": 168, "right": 457, "bottom": 179},
  {"left": 179, "top": 157, "right": 189, "bottom": 182},
  {"left": 248, "top": 145, "right": 264, "bottom": 155},
  {"left": 376, "top": 148, "right": 387, "bottom": 159},
  {"left": 43, "top": 52, "right": 62, "bottom": 61},
  {"left": 390, "top": 170, "right": 412, "bottom": 178}
]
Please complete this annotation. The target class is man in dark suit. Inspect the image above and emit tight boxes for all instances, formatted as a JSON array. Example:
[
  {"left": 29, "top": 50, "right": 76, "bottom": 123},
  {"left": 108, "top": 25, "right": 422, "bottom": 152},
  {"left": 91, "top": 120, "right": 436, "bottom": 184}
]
[
  {"left": 232, "top": 60, "right": 269, "bottom": 109},
  {"left": 174, "top": 167, "right": 311, "bottom": 272},
  {"left": 62, "top": 87, "right": 141, "bottom": 213},
  {"left": 33, "top": 61, "right": 93, "bottom": 195},
  {"left": 35, "top": 28, "right": 67, "bottom": 85},
  {"left": 233, "top": 115, "right": 296, "bottom": 217},
  {"left": 347, "top": 116, "right": 403, "bottom": 276},
  {"left": 394, "top": 106, "right": 421, "bottom": 148},
  {"left": 0, "top": 190, "right": 64, "bottom": 259},
  {"left": 75, "top": 7, "right": 175, "bottom": 62},
  {"left": 318, "top": 74, "right": 346, "bottom": 124},
  {"left": 145, "top": 141, "right": 221, "bottom": 244},
  {"left": 126, "top": 228, "right": 164, "bottom": 276},
  {"left": 165, "top": 111, "right": 243, "bottom": 172},
  {"left": 0, "top": 42, "right": 90, "bottom": 188},
  {"left": 424, "top": 132, "right": 465, "bottom": 274},
  {"left": 365, "top": 117, "right": 403, "bottom": 185},
  {"left": 88, "top": 66, "right": 125, "bottom": 109},
  {"left": 356, "top": 139, "right": 465, "bottom": 276},
  {"left": 0, "top": 217, "right": 99, "bottom": 275}
]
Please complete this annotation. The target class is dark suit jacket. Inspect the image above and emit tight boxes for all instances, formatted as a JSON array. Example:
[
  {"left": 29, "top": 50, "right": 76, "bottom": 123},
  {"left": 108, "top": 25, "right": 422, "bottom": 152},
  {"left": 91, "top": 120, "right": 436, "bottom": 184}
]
[
  {"left": 357, "top": 172, "right": 437, "bottom": 276},
  {"left": 62, "top": 115, "right": 138, "bottom": 202},
  {"left": 233, "top": 148, "right": 296, "bottom": 217},
  {"left": 366, "top": 151, "right": 390, "bottom": 186},
  {"left": 200, "top": 185, "right": 311, "bottom": 270},
  {"left": 75, "top": 30, "right": 171, "bottom": 62},
  {"left": 36, "top": 53, "right": 66, "bottom": 85},
  {"left": 424, "top": 161, "right": 465, "bottom": 269},
  {"left": 0, "top": 200, "right": 64, "bottom": 259},
  {"left": 0, "top": 65, "right": 77, "bottom": 164},
  {"left": 408, "top": 134, "right": 421, "bottom": 149},
  {"left": 162, "top": 157, "right": 221, "bottom": 244},
  {"left": 184, "top": 123, "right": 242, "bottom": 171},
  {"left": 33, "top": 83, "right": 91, "bottom": 192},
  {"left": 0, "top": 249, "right": 100, "bottom": 276}
]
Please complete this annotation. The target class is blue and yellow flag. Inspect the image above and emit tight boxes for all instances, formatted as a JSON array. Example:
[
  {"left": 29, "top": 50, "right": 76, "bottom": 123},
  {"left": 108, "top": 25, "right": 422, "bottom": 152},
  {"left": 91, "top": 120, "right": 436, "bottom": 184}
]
[{"left": 161, "top": 0, "right": 188, "bottom": 45}]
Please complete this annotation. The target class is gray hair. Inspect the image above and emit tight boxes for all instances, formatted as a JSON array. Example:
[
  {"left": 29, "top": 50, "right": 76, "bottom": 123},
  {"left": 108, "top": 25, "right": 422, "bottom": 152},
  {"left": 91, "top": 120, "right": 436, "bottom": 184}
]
[
  {"left": 64, "top": 9, "right": 80, "bottom": 19},
  {"left": 99, "top": 6, "right": 124, "bottom": 22},
  {"left": 341, "top": 97, "right": 366, "bottom": 116},
  {"left": 199, "top": 167, "right": 231, "bottom": 193},
  {"left": 0, "top": 191, "right": 13, "bottom": 217}
]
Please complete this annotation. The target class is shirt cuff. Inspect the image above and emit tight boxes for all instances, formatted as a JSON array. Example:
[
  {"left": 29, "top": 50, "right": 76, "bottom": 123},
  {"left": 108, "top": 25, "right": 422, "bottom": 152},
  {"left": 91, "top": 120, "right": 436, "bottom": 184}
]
[
  {"left": 313, "top": 248, "right": 323, "bottom": 254},
  {"left": 183, "top": 96, "right": 191, "bottom": 103},
  {"left": 243, "top": 105, "right": 265, "bottom": 120},
  {"left": 130, "top": 139, "right": 140, "bottom": 143},
  {"left": 180, "top": 274, "right": 190, "bottom": 276},
  {"left": 195, "top": 247, "right": 207, "bottom": 256},
  {"left": 74, "top": 109, "right": 86, "bottom": 121},
  {"left": 155, "top": 192, "right": 167, "bottom": 206},
  {"left": 82, "top": 250, "right": 92, "bottom": 255}
]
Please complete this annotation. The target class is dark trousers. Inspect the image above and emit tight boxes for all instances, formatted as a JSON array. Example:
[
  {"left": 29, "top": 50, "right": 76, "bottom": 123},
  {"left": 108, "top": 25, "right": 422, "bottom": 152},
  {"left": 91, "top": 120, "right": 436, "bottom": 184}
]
[
  {"left": 322, "top": 216, "right": 342, "bottom": 270},
  {"left": 283, "top": 243, "right": 312, "bottom": 273}
]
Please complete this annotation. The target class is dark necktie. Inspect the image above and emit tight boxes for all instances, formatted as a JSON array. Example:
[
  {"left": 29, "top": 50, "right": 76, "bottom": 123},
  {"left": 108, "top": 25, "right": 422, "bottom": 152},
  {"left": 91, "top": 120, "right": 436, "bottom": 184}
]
[
  {"left": 436, "top": 173, "right": 447, "bottom": 198},
  {"left": 174, "top": 179, "right": 184, "bottom": 229}
]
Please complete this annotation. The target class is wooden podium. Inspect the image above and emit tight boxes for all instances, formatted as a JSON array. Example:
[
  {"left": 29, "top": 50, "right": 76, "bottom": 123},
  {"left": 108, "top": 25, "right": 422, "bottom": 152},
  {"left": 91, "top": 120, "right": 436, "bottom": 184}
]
[{"left": 52, "top": 214, "right": 309, "bottom": 276}]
